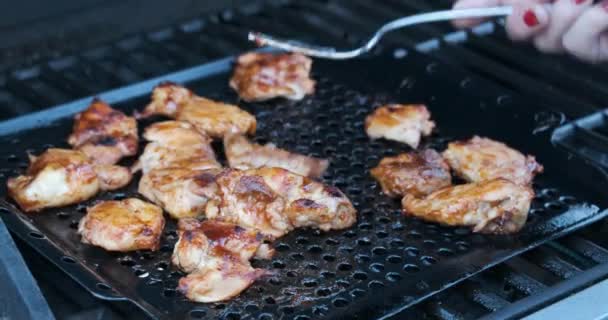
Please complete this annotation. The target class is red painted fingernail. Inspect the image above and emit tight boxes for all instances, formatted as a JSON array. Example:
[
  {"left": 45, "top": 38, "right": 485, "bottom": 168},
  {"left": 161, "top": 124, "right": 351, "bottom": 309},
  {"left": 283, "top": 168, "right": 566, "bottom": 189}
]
[
  {"left": 523, "top": 10, "right": 539, "bottom": 27},
  {"left": 574, "top": 0, "right": 586, "bottom": 4}
]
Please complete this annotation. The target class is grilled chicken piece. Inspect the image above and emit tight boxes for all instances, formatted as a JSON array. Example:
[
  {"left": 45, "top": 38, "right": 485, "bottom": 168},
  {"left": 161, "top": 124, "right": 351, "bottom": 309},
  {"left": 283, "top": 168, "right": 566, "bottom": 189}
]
[
  {"left": 7, "top": 149, "right": 131, "bottom": 212},
  {"left": 371, "top": 149, "right": 451, "bottom": 198},
  {"left": 365, "top": 104, "right": 435, "bottom": 149},
  {"left": 133, "top": 121, "right": 219, "bottom": 174},
  {"left": 172, "top": 218, "right": 270, "bottom": 302},
  {"left": 229, "top": 52, "right": 315, "bottom": 102},
  {"left": 442, "top": 136, "right": 543, "bottom": 185},
  {"left": 224, "top": 134, "right": 329, "bottom": 178},
  {"left": 402, "top": 178, "right": 533, "bottom": 234},
  {"left": 68, "top": 99, "right": 138, "bottom": 165},
  {"left": 137, "top": 83, "right": 256, "bottom": 138},
  {"left": 138, "top": 165, "right": 222, "bottom": 219},
  {"left": 78, "top": 198, "right": 164, "bottom": 251},
  {"left": 205, "top": 167, "right": 357, "bottom": 238}
]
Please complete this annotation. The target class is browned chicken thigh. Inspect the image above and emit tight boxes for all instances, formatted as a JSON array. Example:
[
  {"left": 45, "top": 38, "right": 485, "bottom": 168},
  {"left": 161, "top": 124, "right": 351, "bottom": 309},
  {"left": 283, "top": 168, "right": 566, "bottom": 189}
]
[
  {"left": 132, "top": 120, "right": 219, "bottom": 174},
  {"left": 78, "top": 198, "right": 165, "bottom": 251},
  {"left": 402, "top": 178, "right": 533, "bottom": 234},
  {"left": 371, "top": 149, "right": 451, "bottom": 198},
  {"left": 224, "top": 134, "right": 329, "bottom": 178},
  {"left": 172, "top": 219, "right": 271, "bottom": 302},
  {"left": 230, "top": 52, "right": 315, "bottom": 102},
  {"left": 205, "top": 167, "right": 357, "bottom": 238},
  {"left": 365, "top": 104, "right": 435, "bottom": 149},
  {"left": 138, "top": 165, "right": 222, "bottom": 219},
  {"left": 137, "top": 83, "right": 256, "bottom": 138},
  {"left": 68, "top": 99, "right": 138, "bottom": 165},
  {"left": 442, "top": 136, "right": 543, "bottom": 185},
  {"left": 7, "top": 149, "right": 131, "bottom": 212}
]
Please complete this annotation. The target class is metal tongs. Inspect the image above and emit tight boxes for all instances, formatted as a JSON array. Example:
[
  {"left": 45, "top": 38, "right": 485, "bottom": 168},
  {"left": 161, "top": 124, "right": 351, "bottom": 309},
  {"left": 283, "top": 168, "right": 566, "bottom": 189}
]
[{"left": 248, "top": 6, "right": 513, "bottom": 59}]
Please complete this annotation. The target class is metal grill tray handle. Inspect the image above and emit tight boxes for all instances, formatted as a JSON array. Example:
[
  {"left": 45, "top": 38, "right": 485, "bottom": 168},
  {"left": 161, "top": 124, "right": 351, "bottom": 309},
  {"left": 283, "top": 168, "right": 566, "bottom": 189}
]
[{"left": 0, "top": 49, "right": 606, "bottom": 320}]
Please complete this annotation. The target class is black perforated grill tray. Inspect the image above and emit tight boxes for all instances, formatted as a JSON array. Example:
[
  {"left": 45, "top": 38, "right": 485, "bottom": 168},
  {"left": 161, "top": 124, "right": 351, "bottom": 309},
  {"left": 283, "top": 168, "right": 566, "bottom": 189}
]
[{"left": 0, "top": 49, "right": 607, "bottom": 320}]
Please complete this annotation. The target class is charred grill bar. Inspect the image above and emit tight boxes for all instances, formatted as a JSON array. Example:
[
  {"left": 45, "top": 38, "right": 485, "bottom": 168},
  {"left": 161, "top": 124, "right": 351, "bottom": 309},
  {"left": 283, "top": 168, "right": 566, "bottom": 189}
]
[{"left": 2, "top": 1, "right": 608, "bottom": 319}]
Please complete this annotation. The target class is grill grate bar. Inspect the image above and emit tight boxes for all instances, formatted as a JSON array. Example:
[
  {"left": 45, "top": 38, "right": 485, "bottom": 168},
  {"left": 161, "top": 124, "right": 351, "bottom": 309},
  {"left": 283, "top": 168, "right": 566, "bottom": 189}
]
[
  {"left": 434, "top": 39, "right": 596, "bottom": 117},
  {"left": 523, "top": 247, "right": 583, "bottom": 280},
  {"left": 557, "top": 236, "right": 608, "bottom": 264},
  {"left": 464, "top": 33, "right": 608, "bottom": 108},
  {"left": 503, "top": 259, "right": 551, "bottom": 294}
]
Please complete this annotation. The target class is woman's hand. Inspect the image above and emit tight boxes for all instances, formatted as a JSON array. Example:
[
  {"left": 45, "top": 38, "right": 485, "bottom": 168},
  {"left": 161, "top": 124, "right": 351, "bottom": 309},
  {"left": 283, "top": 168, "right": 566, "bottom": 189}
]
[{"left": 452, "top": 0, "right": 608, "bottom": 63}]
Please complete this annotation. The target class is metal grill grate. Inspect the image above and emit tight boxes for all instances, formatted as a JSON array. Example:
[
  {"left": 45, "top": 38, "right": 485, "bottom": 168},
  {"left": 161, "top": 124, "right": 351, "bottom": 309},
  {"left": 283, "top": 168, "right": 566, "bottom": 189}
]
[
  {"left": 2, "top": 1, "right": 608, "bottom": 319},
  {"left": 0, "top": 49, "right": 607, "bottom": 319}
]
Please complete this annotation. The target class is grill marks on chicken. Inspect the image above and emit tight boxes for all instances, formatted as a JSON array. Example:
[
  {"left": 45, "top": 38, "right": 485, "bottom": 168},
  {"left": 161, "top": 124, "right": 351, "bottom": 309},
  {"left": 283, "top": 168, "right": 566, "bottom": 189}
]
[
  {"left": 7, "top": 149, "right": 132, "bottom": 212},
  {"left": 205, "top": 167, "right": 356, "bottom": 238},
  {"left": 443, "top": 136, "right": 543, "bottom": 186},
  {"left": 172, "top": 219, "right": 271, "bottom": 302},
  {"left": 403, "top": 179, "right": 534, "bottom": 234},
  {"left": 230, "top": 52, "right": 315, "bottom": 102},
  {"left": 371, "top": 149, "right": 451, "bottom": 198},
  {"left": 224, "top": 134, "right": 329, "bottom": 178},
  {"left": 68, "top": 99, "right": 138, "bottom": 165},
  {"left": 365, "top": 104, "right": 435, "bottom": 149},
  {"left": 137, "top": 83, "right": 256, "bottom": 138},
  {"left": 78, "top": 198, "right": 165, "bottom": 252}
]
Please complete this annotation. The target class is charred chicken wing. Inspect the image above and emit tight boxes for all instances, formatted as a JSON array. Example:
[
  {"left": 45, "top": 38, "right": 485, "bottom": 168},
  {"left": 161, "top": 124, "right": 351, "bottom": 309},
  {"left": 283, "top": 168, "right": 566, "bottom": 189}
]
[
  {"left": 442, "top": 136, "right": 543, "bottom": 185},
  {"left": 78, "top": 198, "right": 165, "bottom": 251},
  {"left": 205, "top": 167, "right": 357, "bottom": 238},
  {"left": 172, "top": 218, "right": 270, "bottom": 302},
  {"left": 133, "top": 121, "right": 219, "bottom": 174},
  {"left": 137, "top": 83, "right": 256, "bottom": 138},
  {"left": 224, "top": 134, "right": 329, "bottom": 178},
  {"left": 371, "top": 149, "right": 451, "bottom": 198},
  {"left": 402, "top": 178, "right": 533, "bottom": 234},
  {"left": 68, "top": 99, "right": 138, "bottom": 165},
  {"left": 229, "top": 52, "right": 315, "bottom": 102},
  {"left": 365, "top": 104, "right": 435, "bottom": 149},
  {"left": 7, "top": 149, "right": 132, "bottom": 212}
]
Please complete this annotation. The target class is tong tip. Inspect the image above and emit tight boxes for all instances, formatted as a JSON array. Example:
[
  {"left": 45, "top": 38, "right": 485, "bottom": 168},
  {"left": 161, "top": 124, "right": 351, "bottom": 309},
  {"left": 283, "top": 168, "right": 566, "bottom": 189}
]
[{"left": 247, "top": 31, "right": 268, "bottom": 47}]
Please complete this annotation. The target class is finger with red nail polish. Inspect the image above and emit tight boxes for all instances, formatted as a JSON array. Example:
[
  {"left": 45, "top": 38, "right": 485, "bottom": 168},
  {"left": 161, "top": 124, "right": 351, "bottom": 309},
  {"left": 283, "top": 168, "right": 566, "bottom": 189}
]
[
  {"left": 563, "top": 0, "right": 608, "bottom": 63},
  {"left": 533, "top": 0, "right": 591, "bottom": 53},
  {"left": 506, "top": 2, "right": 550, "bottom": 41}
]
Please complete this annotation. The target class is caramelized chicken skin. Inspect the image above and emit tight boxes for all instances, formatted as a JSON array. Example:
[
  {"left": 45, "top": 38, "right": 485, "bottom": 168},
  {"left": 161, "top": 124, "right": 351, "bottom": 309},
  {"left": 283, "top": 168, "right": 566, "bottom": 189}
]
[
  {"left": 442, "top": 136, "right": 543, "bottom": 185},
  {"left": 365, "top": 104, "right": 435, "bottom": 149},
  {"left": 230, "top": 52, "right": 315, "bottom": 102},
  {"left": 137, "top": 83, "right": 256, "bottom": 138},
  {"left": 224, "top": 134, "right": 329, "bottom": 178},
  {"left": 402, "top": 178, "right": 533, "bottom": 234},
  {"left": 132, "top": 121, "right": 219, "bottom": 174},
  {"left": 138, "top": 165, "right": 222, "bottom": 219},
  {"left": 68, "top": 99, "right": 138, "bottom": 165},
  {"left": 205, "top": 167, "right": 357, "bottom": 238},
  {"left": 78, "top": 198, "right": 164, "bottom": 251},
  {"left": 172, "top": 218, "right": 270, "bottom": 302},
  {"left": 371, "top": 149, "right": 451, "bottom": 198},
  {"left": 7, "top": 149, "right": 131, "bottom": 212}
]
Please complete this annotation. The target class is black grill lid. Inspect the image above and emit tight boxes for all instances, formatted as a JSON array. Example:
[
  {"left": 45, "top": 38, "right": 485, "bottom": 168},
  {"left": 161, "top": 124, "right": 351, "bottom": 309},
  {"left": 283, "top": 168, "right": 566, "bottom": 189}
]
[{"left": 0, "top": 49, "right": 606, "bottom": 320}]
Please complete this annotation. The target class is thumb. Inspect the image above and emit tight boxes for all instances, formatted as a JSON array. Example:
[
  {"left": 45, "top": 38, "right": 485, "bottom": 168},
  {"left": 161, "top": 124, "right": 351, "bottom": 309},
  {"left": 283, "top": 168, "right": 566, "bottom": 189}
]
[
  {"left": 563, "top": 1, "right": 608, "bottom": 63},
  {"left": 505, "top": 2, "right": 550, "bottom": 41}
]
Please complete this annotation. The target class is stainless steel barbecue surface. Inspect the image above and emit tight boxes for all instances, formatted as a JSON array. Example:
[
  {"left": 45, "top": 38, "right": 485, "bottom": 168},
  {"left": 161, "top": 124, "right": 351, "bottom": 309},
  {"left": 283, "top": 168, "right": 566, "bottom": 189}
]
[{"left": 2, "top": 1, "right": 608, "bottom": 320}]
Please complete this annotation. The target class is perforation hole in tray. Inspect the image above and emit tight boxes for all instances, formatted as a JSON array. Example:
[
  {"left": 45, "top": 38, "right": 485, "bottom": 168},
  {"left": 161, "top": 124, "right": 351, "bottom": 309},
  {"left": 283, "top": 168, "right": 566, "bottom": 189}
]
[{"left": 0, "top": 74, "right": 599, "bottom": 320}]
